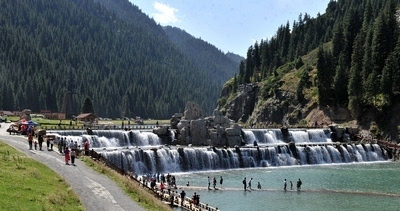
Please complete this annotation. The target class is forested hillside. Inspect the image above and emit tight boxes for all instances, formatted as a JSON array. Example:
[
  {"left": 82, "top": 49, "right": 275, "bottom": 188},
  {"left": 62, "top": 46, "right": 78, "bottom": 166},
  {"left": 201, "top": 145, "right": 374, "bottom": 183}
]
[
  {"left": 225, "top": 52, "right": 245, "bottom": 64},
  {"left": 219, "top": 0, "right": 400, "bottom": 138},
  {"left": 0, "top": 0, "right": 221, "bottom": 118},
  {"left": 164, "top": 26, "right": 242, "bottom": 86}
]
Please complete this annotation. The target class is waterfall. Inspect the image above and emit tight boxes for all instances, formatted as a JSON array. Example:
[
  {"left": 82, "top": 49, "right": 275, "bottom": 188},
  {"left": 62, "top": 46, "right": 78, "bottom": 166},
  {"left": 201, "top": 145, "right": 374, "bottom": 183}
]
[
  {"left": 289, "top": 129, "right": 331, "bottom": 143},
  {"left": 47, "top": 130, "right": 161, "bottom": 147},
  {"left": 244, "top": 129, "right": 284, "bottom": 145},
  {"left": 49, "top": 129, "right": 388, "bottom": 174},
  {"left": 99, "top": 143, "right": 388, "bottom": 174}
]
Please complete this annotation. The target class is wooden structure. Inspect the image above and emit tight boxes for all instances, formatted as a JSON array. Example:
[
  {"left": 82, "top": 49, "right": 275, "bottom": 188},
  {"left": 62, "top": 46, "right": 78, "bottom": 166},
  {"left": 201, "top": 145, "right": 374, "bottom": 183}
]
[{"left": 76, "top": 113, "right": 98, "bottom": 122}]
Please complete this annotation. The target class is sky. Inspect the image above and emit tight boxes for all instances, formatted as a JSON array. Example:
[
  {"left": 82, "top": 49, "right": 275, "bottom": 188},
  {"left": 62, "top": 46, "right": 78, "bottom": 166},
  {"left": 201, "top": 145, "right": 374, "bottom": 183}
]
[{"left": 130, "top": 0, "right": 331, "bottom": 57}]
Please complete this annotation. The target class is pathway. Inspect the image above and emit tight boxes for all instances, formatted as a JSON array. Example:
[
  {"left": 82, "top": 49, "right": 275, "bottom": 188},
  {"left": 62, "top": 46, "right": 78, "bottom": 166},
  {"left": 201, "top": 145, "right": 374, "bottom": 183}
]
[{"left": 0, "top": 122, "right": 145, "bottom": 211}]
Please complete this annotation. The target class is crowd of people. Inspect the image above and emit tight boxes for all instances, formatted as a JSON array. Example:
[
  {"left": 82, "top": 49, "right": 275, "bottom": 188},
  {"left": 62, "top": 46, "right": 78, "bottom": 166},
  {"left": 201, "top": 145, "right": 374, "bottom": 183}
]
[{"left": 24, "top": 128, "right": 91, "bottom": 167}]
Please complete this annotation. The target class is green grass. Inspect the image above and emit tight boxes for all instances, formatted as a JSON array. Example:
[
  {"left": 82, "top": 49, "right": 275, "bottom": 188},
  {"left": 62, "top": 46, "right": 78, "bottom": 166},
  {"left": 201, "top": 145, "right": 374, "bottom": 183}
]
[
  {"left": 81, "top": 157, "right": 172, "bottom": 211},
  {"left": 6, "top": 116, "right": 170, "bottom": 129},
  {"left": 0, "top": 141, "right": 84, "bottom": 210}
]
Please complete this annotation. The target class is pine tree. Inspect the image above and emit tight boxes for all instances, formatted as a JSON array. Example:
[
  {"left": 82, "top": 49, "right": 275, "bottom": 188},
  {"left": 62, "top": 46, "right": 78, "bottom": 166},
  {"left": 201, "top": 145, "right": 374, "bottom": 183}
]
[
  {"left": 365, "top": 70, "right": 380, "bottom": 105},
  {"left": 332, "top": 24, "right": 344, "bottom": 61},
  {"left": 233, "top": 74, "right": 238, "bottom": 92},
  {"left": 316, "top": 46, "right": 334, "bottom": 105},
  {"left": 371, "top": 12, "right": 388, "bottom": 73},
  {"left": 380, "top": 53, "right": 397, "bottom": 105},
  {"left": 82, "top": 97, "right": 95, "bottom": 114},
  {"left": 348, "top": 34, "right": 364, "bottom": 116},
  {"left": 333, "top": 54, "right": 349, "bottom": 106},
  {"left": 343, "top": 8, "right": 361, "bottom": 68},
  {"left": 296, "top": 66, "right": 311, "bottom": 103}
]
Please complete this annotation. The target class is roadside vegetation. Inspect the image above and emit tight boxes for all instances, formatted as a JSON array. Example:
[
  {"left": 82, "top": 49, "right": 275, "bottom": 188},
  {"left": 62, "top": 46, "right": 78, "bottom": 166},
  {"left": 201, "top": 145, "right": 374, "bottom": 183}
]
[
  {"left": 81, "top": 157, "right": 172, "bottom": 211},
  {"left": 0, "top": 140, "right": 84, "bottom": 210}
]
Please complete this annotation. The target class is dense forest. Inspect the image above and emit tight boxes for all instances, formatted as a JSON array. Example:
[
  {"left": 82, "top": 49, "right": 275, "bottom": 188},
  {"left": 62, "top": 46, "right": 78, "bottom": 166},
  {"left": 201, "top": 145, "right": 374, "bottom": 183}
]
[
  {"left": 229, "top": 0, "right": 400, "bottom": 119},
  {"left": 164, "top": 26, "right": 242, "bottom": 86},
  {"left": 0, "top": 0, "right": 239, "bottom": 119}
]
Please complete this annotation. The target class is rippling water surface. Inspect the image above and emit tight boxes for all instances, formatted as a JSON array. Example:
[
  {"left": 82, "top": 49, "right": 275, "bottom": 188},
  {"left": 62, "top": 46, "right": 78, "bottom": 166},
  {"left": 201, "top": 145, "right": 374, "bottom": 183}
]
[{"left": 174, "top": 162, "right": 400, "bottom": 210}]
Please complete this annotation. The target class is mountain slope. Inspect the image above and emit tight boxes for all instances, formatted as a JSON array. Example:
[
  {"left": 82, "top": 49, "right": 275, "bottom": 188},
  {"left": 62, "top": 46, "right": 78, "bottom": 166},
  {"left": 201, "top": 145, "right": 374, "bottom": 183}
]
[
  {"left": 163, "top": 26, "right": 242, "bottom": 86},
  {"left": 0, "top": 0, "right": 219, "bottom": 118},
  {"left": 218, "top": 0, "right": 400, "bottom": 140},
  {"left": 225, "top": 52, "right": 244, "bottom": 64}
]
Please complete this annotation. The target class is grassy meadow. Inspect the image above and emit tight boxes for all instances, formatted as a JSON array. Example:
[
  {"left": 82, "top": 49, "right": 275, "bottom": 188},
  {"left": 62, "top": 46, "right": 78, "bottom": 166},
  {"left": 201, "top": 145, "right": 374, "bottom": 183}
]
[{"left": 0, "top": 141, "right": 84, "bottom": 210}]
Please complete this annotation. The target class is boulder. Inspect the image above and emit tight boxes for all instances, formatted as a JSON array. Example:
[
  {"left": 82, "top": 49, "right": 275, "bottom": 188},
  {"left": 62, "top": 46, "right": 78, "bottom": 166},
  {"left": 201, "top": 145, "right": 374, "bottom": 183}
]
[
  {"left": 226, "top": 128, "right": 241, "bottom": 136},
  {"left": 183, "top": 101, "right": 203, "bottom": 120},
  {"left": 227, "top": 136, "right": 242, "bottom": 147},
  {"left": 21, "top": 109, "right": 32, "bottom": 121},
  {"left": 177, "top": 120, "right": 189, "bottom": 131},
  {"left": 170, "top": 113, "right": 183, "bottom": 129},
  {"left": 190, "top": 119, "right": 208, "bottom": 145},
  {"left": 153, "top": 126, "right": 169, "bottom": 136}
]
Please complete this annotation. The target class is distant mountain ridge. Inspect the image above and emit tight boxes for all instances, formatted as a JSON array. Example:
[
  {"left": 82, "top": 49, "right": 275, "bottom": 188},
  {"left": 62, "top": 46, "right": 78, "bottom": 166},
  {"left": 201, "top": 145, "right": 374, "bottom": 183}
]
[
  {"left": 163, "top": 26, "right": 242, "bottom": 86},
  {"left": 225, "top": 52, "right": 244, "bottom": 64}
]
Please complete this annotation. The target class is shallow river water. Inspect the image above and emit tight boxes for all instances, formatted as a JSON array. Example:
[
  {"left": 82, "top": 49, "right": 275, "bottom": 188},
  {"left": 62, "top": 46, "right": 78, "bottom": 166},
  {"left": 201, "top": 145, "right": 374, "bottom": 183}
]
[{"left": 174, "top": 162, "right": 400, "bottom": 210}]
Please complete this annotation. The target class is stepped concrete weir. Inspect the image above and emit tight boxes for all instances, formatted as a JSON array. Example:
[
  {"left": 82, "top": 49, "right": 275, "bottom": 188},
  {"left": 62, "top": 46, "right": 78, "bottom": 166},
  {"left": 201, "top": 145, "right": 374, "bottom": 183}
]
[{"left": 47, "top": 116, "right": 388, "bottom": 175}]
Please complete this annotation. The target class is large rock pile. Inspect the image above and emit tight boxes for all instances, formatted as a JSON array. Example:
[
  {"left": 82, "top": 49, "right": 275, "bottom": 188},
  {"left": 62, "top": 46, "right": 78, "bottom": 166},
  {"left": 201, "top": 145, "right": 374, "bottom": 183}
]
[{"left": 172, "top": 102, "right": 244, "bottom": 147}]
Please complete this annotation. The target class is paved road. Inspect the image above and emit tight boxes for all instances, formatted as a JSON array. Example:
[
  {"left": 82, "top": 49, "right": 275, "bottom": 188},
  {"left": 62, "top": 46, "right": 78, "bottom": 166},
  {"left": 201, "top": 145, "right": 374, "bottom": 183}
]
[{"left": 0, "top": 122, "right": 145, "bottom": 211}]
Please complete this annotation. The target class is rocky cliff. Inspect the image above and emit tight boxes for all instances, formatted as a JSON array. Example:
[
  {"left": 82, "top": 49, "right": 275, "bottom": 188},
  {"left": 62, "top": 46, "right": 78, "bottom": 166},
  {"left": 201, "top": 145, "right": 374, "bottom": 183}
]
[{"left": 218, "top": 63, "right": 356, "bottom": 128}]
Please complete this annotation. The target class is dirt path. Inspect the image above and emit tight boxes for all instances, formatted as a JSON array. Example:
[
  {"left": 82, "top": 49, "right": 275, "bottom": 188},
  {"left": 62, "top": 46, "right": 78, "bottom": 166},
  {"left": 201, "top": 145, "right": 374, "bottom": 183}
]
[{"left": 0, "top": 122, "right": 145, "bottom": 211}]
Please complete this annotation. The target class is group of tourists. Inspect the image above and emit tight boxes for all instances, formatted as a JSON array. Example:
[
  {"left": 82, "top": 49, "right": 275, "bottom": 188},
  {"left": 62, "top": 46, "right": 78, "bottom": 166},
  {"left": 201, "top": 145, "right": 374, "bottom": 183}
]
[
  {"left": 25, "top": 130, "right": 91, "bottom": 166},
  {"left": 241, "top": 177, "right": 302, "bottom": 191},
  {"left": 208, "top": 176, "right": 223, "bottom": 190},
  {"left": 283, "top": 178, "right": 302, "bottom": 191},
  {"left": 242, "top": 177, "right": 261, "bottom": 190}
]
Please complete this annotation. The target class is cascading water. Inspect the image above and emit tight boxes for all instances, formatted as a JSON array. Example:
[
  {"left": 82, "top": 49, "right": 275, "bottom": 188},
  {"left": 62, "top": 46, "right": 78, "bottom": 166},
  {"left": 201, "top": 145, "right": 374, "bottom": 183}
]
[
  {"left": 244, "top": 129, "right": 284, "bottom": 145},
  {"left": 97, "top": 143, "right": 388, "bottom": 174},
  {"left": 48, "top": 128, "right": 389, "bottom": 174},
  {"left": 289, "top": 129, "right": 331, "bottom": 143},
  {"left": 47, "top": 130, "right": 161, "bottom": 148}
]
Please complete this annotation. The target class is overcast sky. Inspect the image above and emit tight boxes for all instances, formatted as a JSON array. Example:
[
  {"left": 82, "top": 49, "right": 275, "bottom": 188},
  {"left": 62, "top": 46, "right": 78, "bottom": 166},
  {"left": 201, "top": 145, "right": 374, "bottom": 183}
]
[{"left": 130, "top": 0, "right": 331, "bottom": 57}]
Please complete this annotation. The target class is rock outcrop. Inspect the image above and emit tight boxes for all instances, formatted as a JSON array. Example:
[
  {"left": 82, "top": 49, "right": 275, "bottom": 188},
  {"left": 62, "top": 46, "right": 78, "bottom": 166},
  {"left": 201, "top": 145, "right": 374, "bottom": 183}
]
[
  {"left": 170, "top": 102, "right": 244, "bottom": 147},
  {"left": 224, "top": 83, "right": 259, "bottom": 123}
]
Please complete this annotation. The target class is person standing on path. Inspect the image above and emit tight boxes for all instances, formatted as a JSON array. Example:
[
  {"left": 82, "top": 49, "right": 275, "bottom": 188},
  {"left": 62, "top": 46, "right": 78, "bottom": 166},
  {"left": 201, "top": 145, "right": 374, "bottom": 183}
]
[
  {"left": 208, "top": 176, "right": 211, "bottom": 190},
  {"left": 59, "top": 137, "right": 64, "bottom": 153},
  {"left": 180, "top": 190, "right": 186, "bottom": 206},
  {"left": 213, "top": 177, "right": 217, "bottom": 189},
  {"left": 248, "top": 178, "right": 253, "bottom": 190},
  {"left": 242, "top": 177, "right": 247, "bottom": 190},
  {"left": 219, "top": 176, "right": 223, "bottom": 188},
  {"left": 297, "top": 178, "right": 302, "bottom": 191},
  {"left": 290, "top": 181, "right": 293, "bottom": 190},
  {"left": 28, "top": 132, "right": 33, "bottom": 150},
  {"left": 257, "top": 182, "right": 261, "bottom": 189},
  {"left": 83, "top": 140, "right": 90, "bottom": 156},
  {"left": 64, "top": 147, "right": 70, "bottom": 165},
  {"left": 70, "top": 149, "right": 76, "bottom": 166},
  {"left": 38, "top": 135, "right": 43, "bottom": 151},
  {"left": 284, "top": 179, "right": 287, "bottom": 191}
]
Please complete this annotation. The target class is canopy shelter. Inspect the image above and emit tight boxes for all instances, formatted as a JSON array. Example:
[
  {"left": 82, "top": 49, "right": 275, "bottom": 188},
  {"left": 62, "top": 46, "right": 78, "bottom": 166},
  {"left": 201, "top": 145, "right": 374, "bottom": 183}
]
[{"left": 17, "top": 119, "right": 38, "bottom": 135}]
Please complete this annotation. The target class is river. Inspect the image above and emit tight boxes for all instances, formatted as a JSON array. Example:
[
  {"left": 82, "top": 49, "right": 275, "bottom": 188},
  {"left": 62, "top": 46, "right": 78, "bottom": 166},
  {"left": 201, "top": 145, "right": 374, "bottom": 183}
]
[{"left": 173, "top": 162, "right": 400, "bottom": 210}]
